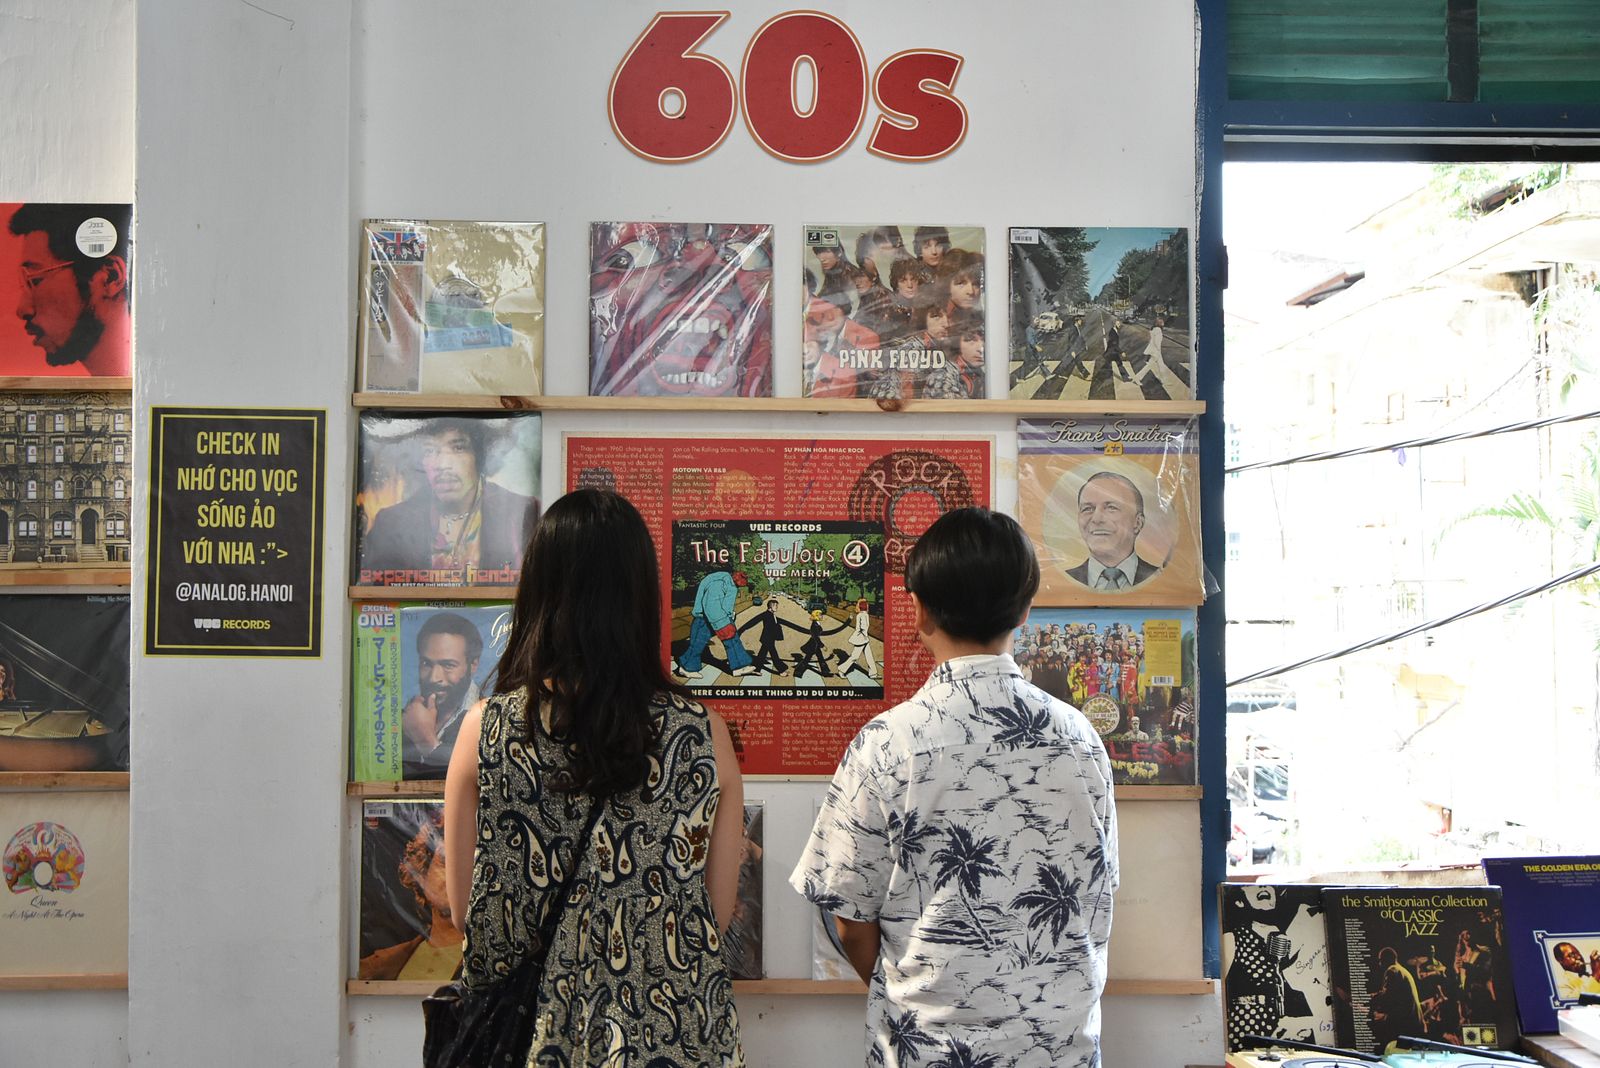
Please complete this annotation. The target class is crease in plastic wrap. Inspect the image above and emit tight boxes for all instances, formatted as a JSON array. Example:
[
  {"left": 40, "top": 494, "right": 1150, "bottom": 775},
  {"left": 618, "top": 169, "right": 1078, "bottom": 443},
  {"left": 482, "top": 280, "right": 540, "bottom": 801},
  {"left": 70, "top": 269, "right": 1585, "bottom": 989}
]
[
  {"left": 359, "top": 220, "right": 545, "bottom": 396},
  {"left": 351, "top": 411, "right": 541, "bottom": 588},
  {"left": 801, "top": 223, "right": 986, "bottom": 399},
  {"left": 589, "top": 222, "right": 773, "bottom": 397},
  {"left": 1007, "top": 226, "right": 1192, "bottom": 402},
  {"left": 358, "top": 798, "right": 462, "bottom": 982},
  {"left": 1017, "top": 416, "right": 1204, "bottom": 607},
  {"left": 724, "top": 802, "right": 764, "bottom": 981}
]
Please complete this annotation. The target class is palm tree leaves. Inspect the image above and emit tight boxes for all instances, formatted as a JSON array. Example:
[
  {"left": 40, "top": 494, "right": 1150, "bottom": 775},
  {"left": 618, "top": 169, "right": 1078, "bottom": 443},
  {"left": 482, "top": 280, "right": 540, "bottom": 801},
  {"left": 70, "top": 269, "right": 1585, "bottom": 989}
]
[
  {"left": 931, "top": 826, "right": 1003, "bottom": 898},
  {"left": 973, "top": 697, "right": 1053, "bottom": 749},
  {"left": 1011, "top": 864, "right": 1083, "bottom": 948},
  {"left": 885, "top": 1009, "right": 938, "bottom": 1064},
  {"left": 927, "top": 1038, "right": 1001, "bottom": 1068}
]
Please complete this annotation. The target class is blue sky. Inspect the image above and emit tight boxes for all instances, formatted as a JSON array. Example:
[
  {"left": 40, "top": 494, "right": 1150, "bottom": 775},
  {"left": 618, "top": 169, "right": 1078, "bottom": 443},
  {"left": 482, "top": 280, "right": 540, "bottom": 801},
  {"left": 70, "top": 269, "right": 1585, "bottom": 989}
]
[{"left": 1083, "top": 226, "right": 1182, "bottom": 295}]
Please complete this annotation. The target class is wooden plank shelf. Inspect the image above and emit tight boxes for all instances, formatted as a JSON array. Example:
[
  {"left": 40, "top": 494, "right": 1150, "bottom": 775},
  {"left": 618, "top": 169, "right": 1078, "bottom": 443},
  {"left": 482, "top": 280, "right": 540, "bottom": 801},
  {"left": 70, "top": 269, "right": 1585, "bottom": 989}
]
[
  {"left": 0, "top": 376, "right": 132, "bottom": 392},
  {"left": 352, "top": 392, "right": 1206, "bottom": 417},
  {"left": 349, "top": 586, "right": 516, "bottom": 602},
  {"left": 347, "top": 976, "right": 1215, "bottom": 997},
  {"left": 0, "top": 973, "right": 128, "bottom": 990},
  {"left": 348, "top": 781, "right": 442, "bottom": 798},
  {"left": 0, "top": 772, "right": 130, "bottom": 791},
  {"left": 0, "top": 567, "right": 131, "bottom": 588}
]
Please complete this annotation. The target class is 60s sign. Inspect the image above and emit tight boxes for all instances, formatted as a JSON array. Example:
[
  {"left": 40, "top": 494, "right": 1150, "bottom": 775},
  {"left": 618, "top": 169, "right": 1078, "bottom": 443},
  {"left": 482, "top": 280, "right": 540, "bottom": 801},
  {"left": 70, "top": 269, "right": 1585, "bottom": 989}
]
[{"left": 608, "top": 11, "right": 968, "bottom": 164}]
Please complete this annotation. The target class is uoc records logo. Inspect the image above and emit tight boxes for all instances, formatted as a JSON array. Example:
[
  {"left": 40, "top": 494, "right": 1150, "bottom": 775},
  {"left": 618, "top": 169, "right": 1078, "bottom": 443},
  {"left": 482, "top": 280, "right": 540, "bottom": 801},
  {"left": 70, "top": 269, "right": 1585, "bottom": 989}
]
[{"left": 4, "top": 822, "right": 87, "bottom": 894}]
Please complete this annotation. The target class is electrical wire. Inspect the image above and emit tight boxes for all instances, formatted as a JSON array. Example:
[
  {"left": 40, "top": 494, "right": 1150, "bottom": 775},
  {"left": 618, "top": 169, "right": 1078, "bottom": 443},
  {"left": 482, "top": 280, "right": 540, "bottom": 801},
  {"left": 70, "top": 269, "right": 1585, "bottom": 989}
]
[
  {"left": 1227, "top": 560, "right": 1600, "bottom": 688},
  {"left": 1225, "top": 407, "right": 1600, "bottom": 474}
]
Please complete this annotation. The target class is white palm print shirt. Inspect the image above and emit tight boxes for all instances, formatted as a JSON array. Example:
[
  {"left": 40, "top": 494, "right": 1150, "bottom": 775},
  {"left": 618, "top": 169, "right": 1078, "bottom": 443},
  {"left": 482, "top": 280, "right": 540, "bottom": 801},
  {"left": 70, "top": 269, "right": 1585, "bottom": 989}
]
[{"left": 792, "top": 654, "right": 1119, "bottom": 1068}]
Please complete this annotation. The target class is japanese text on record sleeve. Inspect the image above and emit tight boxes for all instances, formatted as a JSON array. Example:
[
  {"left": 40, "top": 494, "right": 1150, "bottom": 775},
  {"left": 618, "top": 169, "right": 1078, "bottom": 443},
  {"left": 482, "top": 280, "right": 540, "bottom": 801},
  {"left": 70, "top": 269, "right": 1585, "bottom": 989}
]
[{"left": 567, "top": 436, "right": 990, "bottom": 775}]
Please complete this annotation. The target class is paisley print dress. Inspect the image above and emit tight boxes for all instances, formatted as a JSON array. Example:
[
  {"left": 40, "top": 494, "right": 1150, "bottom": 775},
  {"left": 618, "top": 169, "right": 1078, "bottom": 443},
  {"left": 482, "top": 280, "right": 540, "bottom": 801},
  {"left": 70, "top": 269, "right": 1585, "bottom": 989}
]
[{"left": 462, "top": 688, "right": 744, "bottom": 1068}]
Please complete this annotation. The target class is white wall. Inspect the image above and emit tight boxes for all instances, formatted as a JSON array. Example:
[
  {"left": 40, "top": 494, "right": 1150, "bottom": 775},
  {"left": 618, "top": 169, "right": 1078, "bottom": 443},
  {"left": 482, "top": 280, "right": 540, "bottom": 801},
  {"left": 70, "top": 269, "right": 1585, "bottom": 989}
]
[{"left": 0, "top": 2, "right": 133, "bottom": 1063}]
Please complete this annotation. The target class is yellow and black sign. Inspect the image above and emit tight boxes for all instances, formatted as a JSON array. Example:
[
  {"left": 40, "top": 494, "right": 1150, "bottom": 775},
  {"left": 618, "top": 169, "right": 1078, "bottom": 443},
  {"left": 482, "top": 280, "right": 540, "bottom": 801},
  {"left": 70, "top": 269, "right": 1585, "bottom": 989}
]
[{"left": 145, "top": 407, "right": 326, "bottom": 657}]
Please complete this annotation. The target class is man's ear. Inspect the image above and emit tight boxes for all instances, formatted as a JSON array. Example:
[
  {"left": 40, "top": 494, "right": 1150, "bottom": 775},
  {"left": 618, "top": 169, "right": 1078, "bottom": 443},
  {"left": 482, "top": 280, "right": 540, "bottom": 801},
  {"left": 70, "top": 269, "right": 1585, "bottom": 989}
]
[
  {"left": 908, "top": 591, "right": 935, "bottom": 636},
  {"left": 91, "top": 255, "right": 128, "bottom": 302}
]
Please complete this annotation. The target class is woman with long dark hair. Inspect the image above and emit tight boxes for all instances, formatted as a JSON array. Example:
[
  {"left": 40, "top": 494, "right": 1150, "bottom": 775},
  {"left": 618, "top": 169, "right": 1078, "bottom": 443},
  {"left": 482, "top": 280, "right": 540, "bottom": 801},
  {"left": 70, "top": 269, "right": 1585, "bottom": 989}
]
[{"left": 444, "top": 488, "right": 745, "bottom": 1065}]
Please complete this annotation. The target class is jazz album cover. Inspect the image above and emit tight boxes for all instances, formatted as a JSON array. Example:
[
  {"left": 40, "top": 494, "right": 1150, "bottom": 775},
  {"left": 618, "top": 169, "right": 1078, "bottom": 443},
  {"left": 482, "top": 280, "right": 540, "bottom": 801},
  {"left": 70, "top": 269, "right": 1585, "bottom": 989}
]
[
  {"left": 1008, "top": 226, "right": 1191, "bottom": 402},
  {"left": 350, "top": 602, "right": 511, "bottom": 782},
  {"left": 1482, "top": 855, "right": 1600, "bottom": 1033},
  {"left": 1221, "top": 883, "right": 1339, "bottom": 1052},
  {"left": 2, "top": 790, "right": 129, "bottom": 976},
  {"left": 352, "top": 412, "right": 541, "bottom": 588},
  {"left": 358, "top": 220, "right": 545, "bottom": 396},
  {"left": 1, "top": 391, "right": 133, "bottom": 570},
  {"left": 0, "top": 595, "right": 129, "bottom": 773},
  {"left": 589, "top": 222, "right": 773, "bottom": 397},
  {"left": 1015, "top": 607, "right": 1196, "bottom": 785},
  {"left": 1017, "top": 417, "right": 1203, "bottom": 606},
  {"left": 1322, "top": 885, "right": 1521, "bottom": 1054},
  {"left": 801, "top": 224, "right": 986, "bottom": 399},
  {"left": 0, "top": 203, "right": 131, "bottom": 378},
  {"left": 357, "top": 798, "right": 461, "bottom": 982}
]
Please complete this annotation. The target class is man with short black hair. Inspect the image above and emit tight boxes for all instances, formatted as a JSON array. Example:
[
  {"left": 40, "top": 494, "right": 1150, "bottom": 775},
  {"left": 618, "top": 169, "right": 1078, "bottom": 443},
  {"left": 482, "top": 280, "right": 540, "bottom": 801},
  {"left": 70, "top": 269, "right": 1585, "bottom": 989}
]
[
  {"left": 8, "top": 203, "right": 131, "bottom": 376},
  {"left": 792, "top": 507, "right": 1118, "bottom": 1067},
  {"left": 402, "top": 611, "right": 485, "bottom": 777}
]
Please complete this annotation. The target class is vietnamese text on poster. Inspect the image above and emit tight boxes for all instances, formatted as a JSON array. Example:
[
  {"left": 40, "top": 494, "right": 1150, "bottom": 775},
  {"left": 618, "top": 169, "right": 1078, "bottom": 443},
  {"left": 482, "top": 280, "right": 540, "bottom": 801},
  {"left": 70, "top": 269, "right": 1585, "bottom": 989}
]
[
  {"left": 145, "top": 407, "right": 326, "bottom": 657},
  {"left": 566, "top": 434, "right": 992, "bottom": 776}
]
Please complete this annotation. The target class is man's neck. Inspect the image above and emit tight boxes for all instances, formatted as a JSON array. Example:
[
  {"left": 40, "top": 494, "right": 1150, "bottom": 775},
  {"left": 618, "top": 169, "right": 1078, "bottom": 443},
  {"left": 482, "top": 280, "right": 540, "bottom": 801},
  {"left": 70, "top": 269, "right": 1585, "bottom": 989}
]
[
  {"left": 922, "top": 630, "right": 1011, "bottom": 666},
  {"left": 81, "top": 311, "right": 129, "bottom": 377}
]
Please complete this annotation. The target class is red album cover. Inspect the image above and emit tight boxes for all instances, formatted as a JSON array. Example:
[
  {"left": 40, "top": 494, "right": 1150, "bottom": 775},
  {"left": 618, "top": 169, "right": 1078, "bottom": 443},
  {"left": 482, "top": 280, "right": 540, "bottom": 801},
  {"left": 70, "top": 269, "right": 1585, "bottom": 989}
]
[
  {"left": 566, "top": 435, "right": 993, "bottom": 775},
  {"left": 0, "top": 204, "right": 131, "bottom": 378}
]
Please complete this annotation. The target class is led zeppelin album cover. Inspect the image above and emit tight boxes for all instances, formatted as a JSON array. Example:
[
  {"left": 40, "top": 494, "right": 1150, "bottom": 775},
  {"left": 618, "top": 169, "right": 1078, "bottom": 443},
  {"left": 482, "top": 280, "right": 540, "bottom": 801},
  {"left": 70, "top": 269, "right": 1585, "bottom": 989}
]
[
  {"left": 352, "top": 412, "right": 541, "bottom": 588},
  {"left": 358, "top": 219, "right": 545, "bottom": 396},
  {"left": 566, "top": 434, "right": 992, "bottom": 775},
  {"left": 0, "top": 595, "right": 129, "bottom": 773},
  {"left": 350, "top": 602, "right": 512, "bottom": 782},
  {"left": 589, "top": 222, "right": 773, "bottom": 397},
  {"left": 1017, "top": 416, "right": 1203, "bottom": 606},
  {"left": 1008, "top": 226, "right": 1191, "bottom": 402},
  {"left": 0, "top": 203, "right": 132, "bottom": 378},
  {"left": 801, "top": 223, "right": 985, "bottom": 399},
  {"left": 357, "top": 798, "right": 461, "bottom": 982},
  {"left": 1, "top": 791, "right": 129, "bottom": 976},
  {"left": 1015, "top": 607, "right": 1196, "bottom": 785}
]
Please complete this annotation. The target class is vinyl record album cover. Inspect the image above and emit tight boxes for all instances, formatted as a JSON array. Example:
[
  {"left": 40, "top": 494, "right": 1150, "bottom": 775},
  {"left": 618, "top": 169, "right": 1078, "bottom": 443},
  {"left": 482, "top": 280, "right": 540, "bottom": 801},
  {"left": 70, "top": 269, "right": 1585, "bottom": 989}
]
[
  {"left": 801, "top": 224, "right": 986, "bottom": 399},
  {"left": 2, "top": 791, "right": 129, "bottom": 976},
  {"left": 358, "top": 219, "right": 544, "bottom": 396},
  {"left": 1, "top": 392, "right": 133, "bottom": 571},
  {"left": 352, "top": 412, "right": 541, "bottom": 587},
  {"left": 351, "top": 602, "right": 511, "bottom": 782},
  {"left": 0, "top": 203, "right": 132, "bottom": 378},
  {"left": 357, "top": 798, "right": 462, "bottom": 981},
  {"left": 566, "top": 433, "right": 992, "bottom": 776},
  {"left": 1221, "top": 884, "right": 1339, "bottom": 1052},
  {"left": 1322, "top": 885, "right": 1521, "bottom": 1054},
  {"left": 1008, "top": 226, "right": 1190, "bottom": 401},
  {"left": 724, "top": 802, "right": 764, "bottom": 981},
  {"left": 1017, "top": 417, "right": 1203, "bottom": 606},
  {"left": 1016, "top": 607, "right": 1196, "bottom": 785},
  {"left": 1482, "top": 855, "right": 1600, "bottom": 1033},
  {"left": 0, "top": 595, "right": 129, "bottom": 773},
  {"left": 589, "top": 222, "right": 773, "bottom": 397}
]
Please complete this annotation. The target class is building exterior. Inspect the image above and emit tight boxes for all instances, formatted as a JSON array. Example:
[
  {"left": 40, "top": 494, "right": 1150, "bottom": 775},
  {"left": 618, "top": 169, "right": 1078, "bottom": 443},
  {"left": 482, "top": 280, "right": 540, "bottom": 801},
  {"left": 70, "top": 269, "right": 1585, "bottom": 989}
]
[{"left": 0, "top": 391, "right": 133, "bottom": 565}]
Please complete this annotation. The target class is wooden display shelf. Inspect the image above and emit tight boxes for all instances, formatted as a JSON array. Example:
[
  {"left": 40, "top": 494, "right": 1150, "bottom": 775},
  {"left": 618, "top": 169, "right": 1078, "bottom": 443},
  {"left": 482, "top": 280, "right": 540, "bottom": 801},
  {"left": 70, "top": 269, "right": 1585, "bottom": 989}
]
[
  {"left": 348, "top": 781, "right": 442, "bottom": 797},
  {"left": 0, "top": 567, "right": 131, "bottom": 588},
  {"left": 0, "top": 376, "right": 132, "bottom": 392},
  {"left": 347, "top": 976, "right": 1214, "bottom": 997},
  {"left": 349, "top": 585, "right": 516, "bottom": 602},
  {"left": 0, "top": 973, "right": 127, "bottom": 990},
  {"left": 1525, "top": 1033, "right": 1600, "bottom": 1068},
  {"left": 0, "top": 772, "right": 130, "bottom": 791},
  {"left": 352, "top": 392, "right": 1206, "bottom": 417}
]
